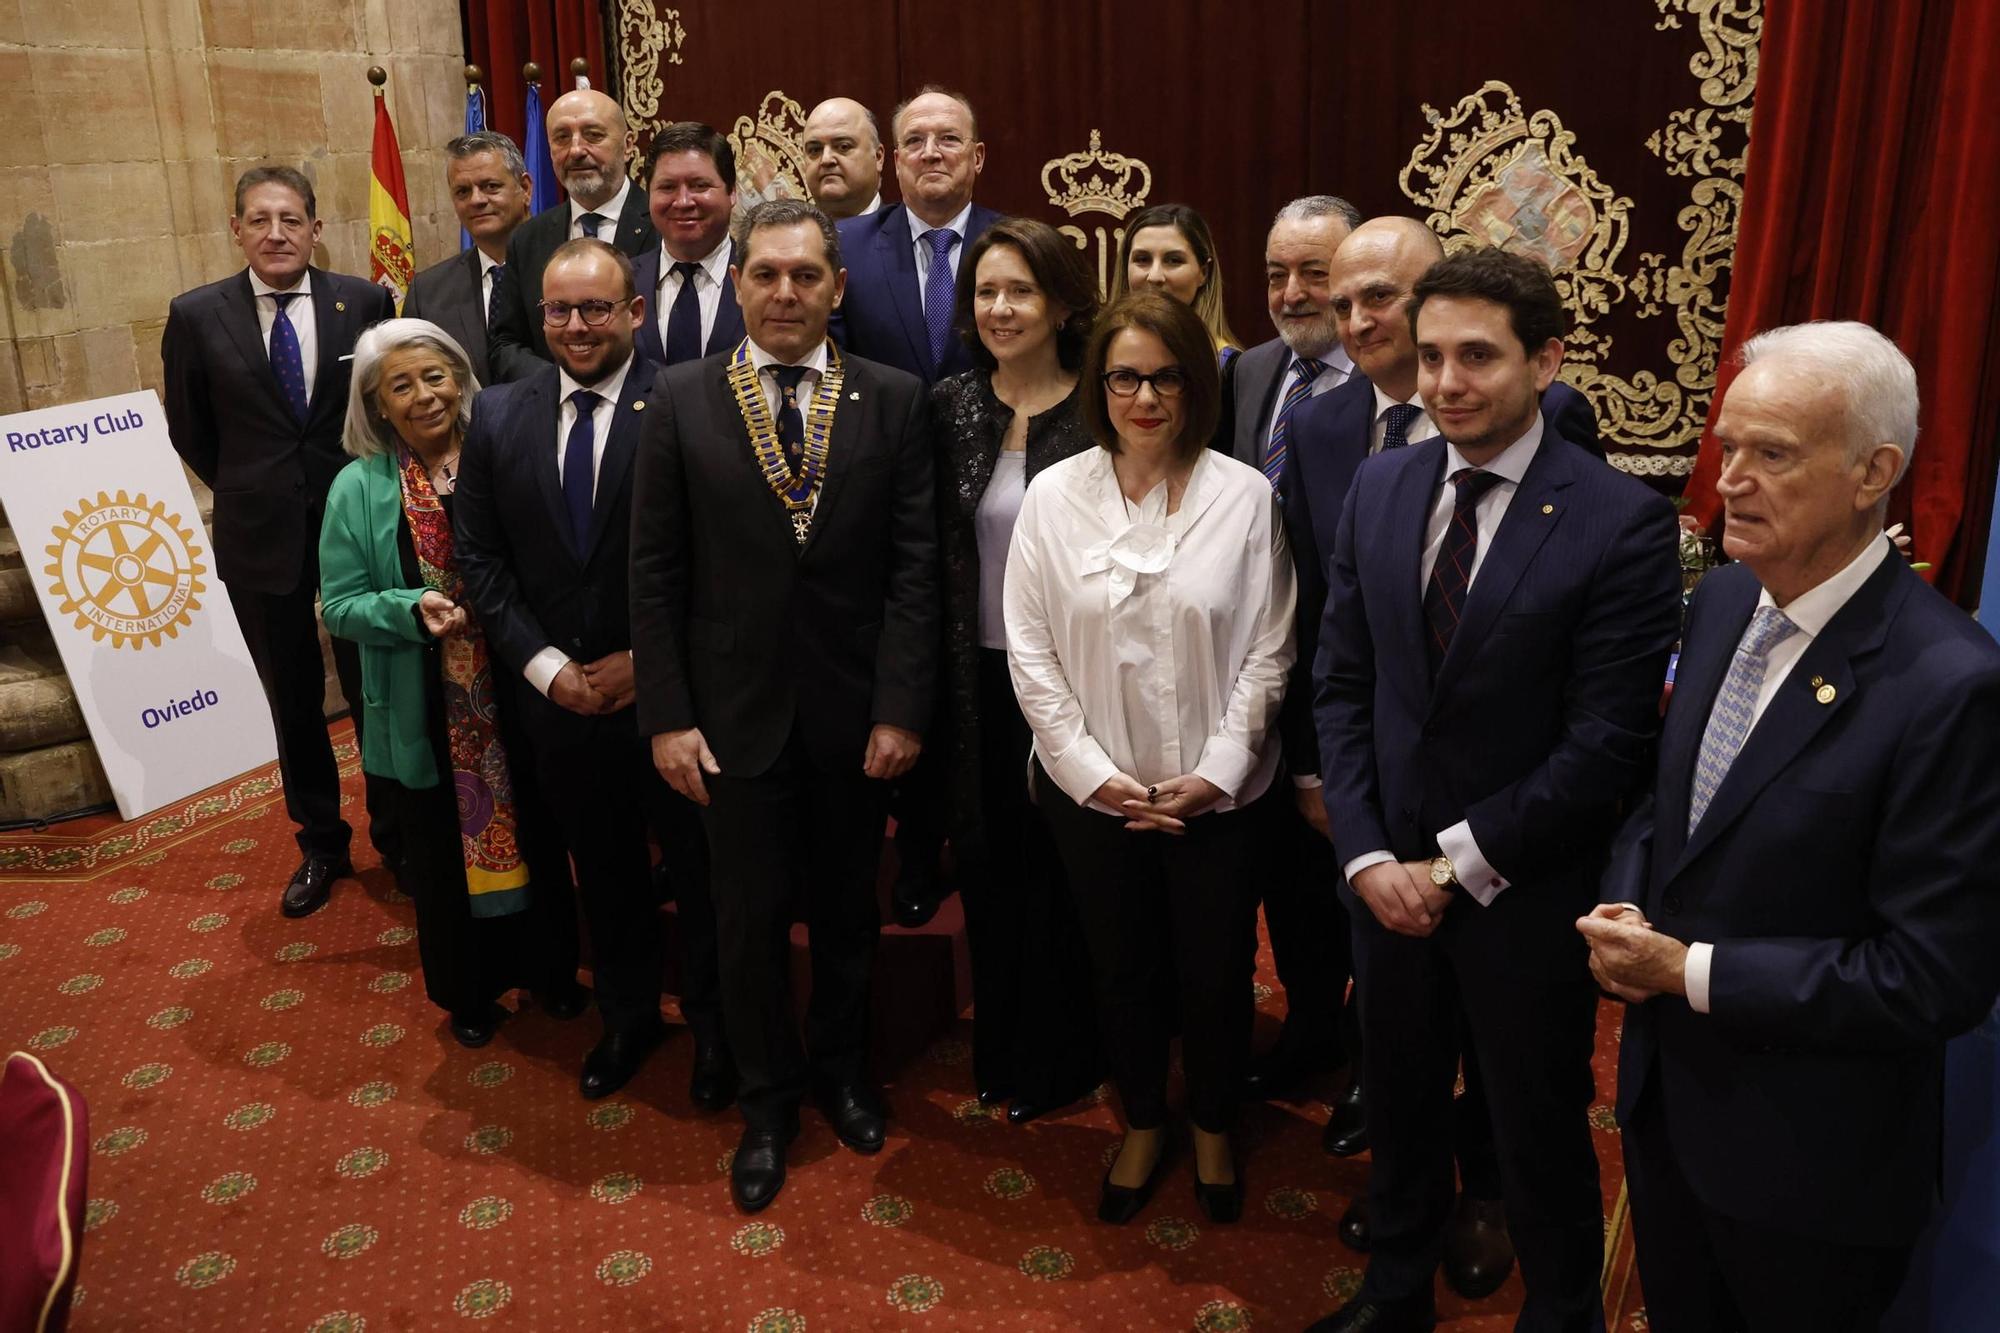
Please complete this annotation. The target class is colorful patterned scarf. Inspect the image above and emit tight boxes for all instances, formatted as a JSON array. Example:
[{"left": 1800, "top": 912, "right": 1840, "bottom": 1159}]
[{"left": 397, "top": 446, "right": 530, "bottom": 918}]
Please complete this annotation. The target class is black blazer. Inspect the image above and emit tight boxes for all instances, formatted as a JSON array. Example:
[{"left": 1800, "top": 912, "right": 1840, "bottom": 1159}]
[
  {"left": 829, "top": 202, "right": 1003, "bottom": 384},
  {"left": 452, "top": 355, "right": 660, "bottom": 695},
  {"left": 401, "top": 246, "right": 493, "bottom": 386},
  {"left": 630, "top": 244, "right": 745, "bottom": 366},
  {"left": 629, "top": 348, "right": 939, "bottom": 779},
  {"left": 162, "top": 266, "right": 394, "bottom": 595},
  {"left": 1603, "top": 555, "right": 2000, "bottom": 1246},
  {"left": 487, "top": 188, "right": 657, "bottom": 383}
]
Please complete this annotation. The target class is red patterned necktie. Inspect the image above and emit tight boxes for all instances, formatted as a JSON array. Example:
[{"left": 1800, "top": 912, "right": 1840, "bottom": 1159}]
[{"left": 1422, "top": 467, "right": 1505, "bottom": 676}]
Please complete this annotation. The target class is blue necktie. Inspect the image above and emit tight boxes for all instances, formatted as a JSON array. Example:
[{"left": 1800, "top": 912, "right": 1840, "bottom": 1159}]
[
  {"left": 578, "top": 212, "right": 607, "bottom": 240},
  {"left": 664, "top": 260, "right": 702, "bottom": 363},
  {"left": 1687, "top": 605, "right": 1799, "bottom": 831},
  {"left": 770, "top": 366, "right": 808, "bottom": 471},
  {"left": 1261, "top": 356, "right": 1325, "bottom": 493},
  {"left": 268, "top": 291, "right": 308, "bottom": 423},
  {"left": 563, "top": 388, "right": 599, "bottom": 554},
  {"left": 921, "top": 228, "right": 957, "bottom": 374},
  {"left": 485, "top": 262, "right": 505, "bottom": 328},
  {"left": 1382, "top": 402, "right": 1424, "bottom": 451}
]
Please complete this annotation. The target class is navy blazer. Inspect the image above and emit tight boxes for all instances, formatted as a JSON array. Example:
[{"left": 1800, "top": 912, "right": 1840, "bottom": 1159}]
[
  {"left": 830, "top": 201, "right": 1003, "bottom": 383},
  {"left": 1602, "top": 554, "right": 2000, "bottom": 1246},
  {"left": 1313, "top": 428, "right": 1680, "bottom": 895},
  {"left": 631, "top": 244, "right": 745, "bottom": 366}
]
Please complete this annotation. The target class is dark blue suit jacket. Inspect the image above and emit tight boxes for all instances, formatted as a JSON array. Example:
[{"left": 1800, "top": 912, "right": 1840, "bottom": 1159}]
[
  {"left": 830, "top": 202, "right": 1003, "bottom": 383},
  {"left": 1280, "top": 375, "right": 1602, "bottom": 776},
  {"left": 1602, "top": 554, "right": 2000, "bottom": 1245},
  {"left": 1314, "top": 428, "right": 1680, "bottom": 896},
  {"left": 631, "top": 245, "right": 745, "bottom": 366}
]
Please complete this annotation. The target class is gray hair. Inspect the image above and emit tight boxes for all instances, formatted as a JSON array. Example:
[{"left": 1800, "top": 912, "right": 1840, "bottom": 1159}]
[
  {"left": 446, "top": 130, "right": 527, "bottom": 179},
  {"left": 1273, "top": 194, "right": 1362, "bottom": 232},
  {"left": 1737, "top": 320, "right": 1919, "bottom": 485},
  {"left": 342, "top": 318, "right": 480, "bottom": 459},
  {"left": 733, "top": 197, "right": 843, "bottom": 271}
]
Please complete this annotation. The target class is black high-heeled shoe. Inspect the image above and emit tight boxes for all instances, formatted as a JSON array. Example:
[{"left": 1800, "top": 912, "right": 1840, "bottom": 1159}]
[
  {"left": 1191, "top": 1135, "right": 1243, "bottom": 1224},
  {"left": 1097, "top": 1132, "right": 1175, "bottom": 1225}
]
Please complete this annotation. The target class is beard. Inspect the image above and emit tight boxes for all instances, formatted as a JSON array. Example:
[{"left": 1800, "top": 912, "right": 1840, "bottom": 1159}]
[
  {"left": 1276, "top": 308, "right": 1340, "bottom": 360},
  {"left": 562, "top": 163, "right": 611, "bottom": 204}
]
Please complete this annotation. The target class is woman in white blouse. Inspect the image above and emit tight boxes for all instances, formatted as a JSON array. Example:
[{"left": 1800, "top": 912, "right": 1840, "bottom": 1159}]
[{"left": 1004, "top": 291, "right": 1297, "bottom": 1226}]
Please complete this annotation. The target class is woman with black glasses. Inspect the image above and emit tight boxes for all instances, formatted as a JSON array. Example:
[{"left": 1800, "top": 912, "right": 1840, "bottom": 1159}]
[{"left": 1004, "top": 291, "right": 1296, "bottom": 1226}]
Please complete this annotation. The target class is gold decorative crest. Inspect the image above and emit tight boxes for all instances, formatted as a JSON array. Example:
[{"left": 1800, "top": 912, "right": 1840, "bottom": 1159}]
[
  {"left": 1040, "top": 130, "right": 1154, "bottom": 297},
  {"left": 43, "top": 490, "right": 206, "bottom": 650},
  {"left": 617, "top": 0, "right": 686, "bottom": 166},
  {"left": 729, "top": 90, "right": 813, "bottom": 207},
  {"left": 1399, "top": 0, "right": 1761, "bottom": 477}
]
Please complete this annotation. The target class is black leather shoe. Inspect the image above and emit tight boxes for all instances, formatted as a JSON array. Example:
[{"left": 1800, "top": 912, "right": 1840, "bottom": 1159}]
[
  {"left": 730, "top": 1125, "right": 796, "bottom": 1213},
  {"left": 281, "top": 855, "right": 352, "bottom": 918},
  {"left": 1097, "top": 1132, "right": 1175, "bottom": 1224},
  {"left": 449, "top": 1002, "right": 508, "bottom": 1049},
  {"left": 1241, "top": 1022, "right": 1342, "bottom": 1101},
  {"left": 536, "top": 981, "right": 590, "bottom": 1021},
  {"left": 1441, "top": 1193, "right": 1515, "bottom": 1300},
  {"left": 976, "top": 1085, "right": 1012, "bottom": 1108},
  {"left": 1338, "top": 1195, "right": 1371, "bottom": 1252},
  {"left": 689, "top": 1039, "right": 737, "bottom": 1112},
  {"left": 1301, "top": 1292, "right": 1437, "bottom": 1332},
  {"left": 818, "top": 1084, "right": 886, "bottom": 1154},
  {"left": 891, "top": 887, "right": 941, "bottom": 929},
  {"left": 579, "top": 1020, "right": 668, "bottom": 1100},
  {"left": 1192, "top": 1170, "right": 1243, "bottom": 1224},
  {"left": 1006, "top": 1082, "right": 1095, "bottom": 1126},
  {"left": 1323, "top": 1077, "right": 1368, "bottom": 1156}
]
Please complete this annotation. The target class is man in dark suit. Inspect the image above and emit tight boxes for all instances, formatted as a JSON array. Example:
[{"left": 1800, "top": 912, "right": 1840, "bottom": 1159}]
[
  {"left": 629, "top": 121, "right": 745, "bottom": 367},
  {"left": 454, "top": 239, "right": 729, "bottom": 1107},
  {"left": 486, "top": 89, "right": 656, "bottom": 382},
  {"left": 401, "top": 131, "right": 533, "bottom": 385},
  {"left": 632, "top": 199, "right": 937, "bottom": 1213},
  {"left": 1579, "top": 321, "right": 2000, "bottom": 1332},
  {"left": 162, "top": 165, "right": 395, "bottom": 918},
  {"left": 1305, "top": 248, "right": 1680, "bottom": 1333}
]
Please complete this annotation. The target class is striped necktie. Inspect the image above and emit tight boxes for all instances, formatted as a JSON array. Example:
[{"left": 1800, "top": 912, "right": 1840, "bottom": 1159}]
[{"left": 1261, "top": 356, "right": 1325, "bottom": 493}]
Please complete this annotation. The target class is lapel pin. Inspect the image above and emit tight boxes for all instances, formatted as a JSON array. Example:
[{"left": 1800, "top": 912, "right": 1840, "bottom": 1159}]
[
  {"left": 335, "top": 300, "right": 346, "bottom": 312},
  {"left": 849, "top": 391, "right": 861, "bottom": 401},
  {"left": 1810, "top": 674, "right": 1824, "bottom": 687},
  {"left": 1815, "top": 683, "right": 1837, "bottom": 704},
  {"left": 1541, "top": 503, "right": 1554, "bottom": 514},
  {"left": 633, "top": 400, "right": 646, "bottom": 411}
]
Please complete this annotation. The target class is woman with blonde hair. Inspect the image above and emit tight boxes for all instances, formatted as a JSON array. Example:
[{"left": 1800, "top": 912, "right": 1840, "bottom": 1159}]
[{"left": 1112, "top": 203, "right": 1241, "bottom": 365}]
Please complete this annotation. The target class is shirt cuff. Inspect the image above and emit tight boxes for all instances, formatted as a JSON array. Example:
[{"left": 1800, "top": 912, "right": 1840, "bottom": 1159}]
[
  {"left": 1438, "top": 820, "right": 1508, "bottom": 906},
  {"left": 1684, "top": 941, "right": 1713, "bottom": 1013},
  {"left": 1191, "top": 732, "right": 1258, "bottom": 802},
  {"left": 1291, "top": 773, "right": 1323, "bottom": 789},
  {"left": 1042, "top": 735, "right": 1119, "bottom": 810},
  {"left": 523, "top": 647, "right": 571, "bottom": 697},
  {"left": 1341, "top": 850, "right": 1395, "bottom": 884}
]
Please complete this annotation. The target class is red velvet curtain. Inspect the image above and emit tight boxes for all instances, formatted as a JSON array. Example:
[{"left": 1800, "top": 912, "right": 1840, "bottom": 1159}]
[
  {"left": 462, "top": 0, "right": 608, "bottom": 178},
  {"left": 1680, "top": 0, "right": 2000, "bottom": 605}
]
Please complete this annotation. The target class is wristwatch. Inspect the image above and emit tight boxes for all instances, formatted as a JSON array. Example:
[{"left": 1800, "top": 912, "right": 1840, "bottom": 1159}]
[{"left": 1429, "top": 855, "right": 1458, "bottom": 890}]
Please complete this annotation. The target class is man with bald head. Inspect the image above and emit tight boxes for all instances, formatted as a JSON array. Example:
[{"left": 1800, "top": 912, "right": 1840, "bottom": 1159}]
[
  {"left": 802, "top": 97, "right": 884, "bottom": 221},
  {"left": 488, "top": 87, "right": 659, "bottom": 382}
]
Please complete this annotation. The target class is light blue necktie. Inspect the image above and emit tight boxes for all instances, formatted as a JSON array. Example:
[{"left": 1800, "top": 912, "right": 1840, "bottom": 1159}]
[
  {"left": 1687, "top": 605, "right": 1799, "bottom": 831},
  {"left": 268, "top": 292, "right": 308, "bottom": 423},
  {"left": 1261, "top": 356, "right": 1325, "bottom": 493},
  {"left": 921, "top": 228, "right": 957, "bottom": 374}
]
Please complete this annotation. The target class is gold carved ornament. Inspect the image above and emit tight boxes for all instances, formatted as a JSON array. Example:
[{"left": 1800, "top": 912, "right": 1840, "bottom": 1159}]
[
  {"left": 728, "top": 91, "right": 814, "bottom": 212},
  {"left": 1397, "top": 0, "right": 1762, "bottom": 478},
  {"left": 1041, "top": 130, "right": 1154, "bottom": 298},
  {"left": 617, "top": 1, "right": 686, "bottom": 170}
]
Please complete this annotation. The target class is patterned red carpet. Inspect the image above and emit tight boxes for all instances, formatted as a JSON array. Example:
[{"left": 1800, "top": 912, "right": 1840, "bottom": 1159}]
[{"left": 1, "top": 728, "right": 1642, "bottom": 1332}]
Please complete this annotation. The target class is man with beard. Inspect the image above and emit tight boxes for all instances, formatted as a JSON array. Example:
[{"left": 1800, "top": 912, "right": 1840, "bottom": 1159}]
[{"left": 801, "top": 97, "right": 884, "bottom": 221}]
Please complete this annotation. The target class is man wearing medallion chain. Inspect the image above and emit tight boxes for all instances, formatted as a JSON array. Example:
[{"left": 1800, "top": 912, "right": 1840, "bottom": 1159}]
[{"left": 632, "top": 198, "right": 938, "bottom": 1213}]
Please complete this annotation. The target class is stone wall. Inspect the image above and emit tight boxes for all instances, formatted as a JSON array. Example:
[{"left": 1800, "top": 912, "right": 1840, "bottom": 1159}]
[{"left": 0, "top": 0, "right": 470, "bottom": 822}]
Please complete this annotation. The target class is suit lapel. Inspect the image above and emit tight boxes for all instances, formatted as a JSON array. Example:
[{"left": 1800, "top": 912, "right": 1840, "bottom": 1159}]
[
  {"left": 801, "top": 355, "right": 865, "bottom": 558},
  {"left": 581, "top": 360, "right": 654, "bottom": 562},
  {"left": 306, "top": 268, "right": 345, "bottom": 423},
  {"left": 1656, "top": 575, "right": 1755, "bottom": 864},
  {"left": 615, "top": 186, "right": 655, "bottom": 257},
  {"left": 1385, "top": 440, "right": 1446, "bottom": 680},
  {"left": 875, "top": 208, "right": 931, "bottom": 375},
  {"left": 218, "top": 272, "right": 292, "bottom": 422},
  {"left": 1240, "top": 348, "right": 1283, "bottom": 466},
  {"left": 518, "top": 373, "right": 573, "bottom": 559},
  {"left": 710, "top": 361, "right": 797, "bottom": 541},
  {"left": 709, "top": 265, "right": 745, "bottom": 354}
]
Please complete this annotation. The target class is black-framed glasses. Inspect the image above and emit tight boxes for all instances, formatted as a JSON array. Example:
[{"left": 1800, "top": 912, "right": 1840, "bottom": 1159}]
[
  {"left": 539, "top": 297, "right": 634, "bottom": 328},
  {"left": 1102, "top": 368, "right": 1188, "bottom": 399}
]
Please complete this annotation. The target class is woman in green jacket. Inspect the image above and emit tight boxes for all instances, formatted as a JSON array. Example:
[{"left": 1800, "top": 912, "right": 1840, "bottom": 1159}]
[{"left": 321, "top": 319, "right": 582, "bottom": 1047}]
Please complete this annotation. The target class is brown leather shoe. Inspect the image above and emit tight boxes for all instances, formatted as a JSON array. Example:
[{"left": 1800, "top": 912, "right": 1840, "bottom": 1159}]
[
  {"left": 1338, "top": 1195, "right": 1371, "bottom": 1252},
  {"left": 1441, "top": 1193, "right": 1514, "bottom": 1299}
]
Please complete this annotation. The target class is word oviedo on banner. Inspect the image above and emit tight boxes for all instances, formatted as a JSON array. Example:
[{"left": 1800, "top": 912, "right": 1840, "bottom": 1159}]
[{"left": 0, "top": 390, "right": 276, "bottom": 820}]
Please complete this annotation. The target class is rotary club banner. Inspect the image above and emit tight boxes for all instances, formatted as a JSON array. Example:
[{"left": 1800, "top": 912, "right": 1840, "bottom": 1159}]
[
  {"left": 369, "top": 89, "right": 414, "bottom": 309},
  {"left": 0, "top": 390, "right": 276, "bottom": 819}
]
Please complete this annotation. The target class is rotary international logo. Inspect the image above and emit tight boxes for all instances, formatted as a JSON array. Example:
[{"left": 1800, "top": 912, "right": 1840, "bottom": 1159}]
[{"left": 43, "top": 489, "right": 206, "bottom": 649}]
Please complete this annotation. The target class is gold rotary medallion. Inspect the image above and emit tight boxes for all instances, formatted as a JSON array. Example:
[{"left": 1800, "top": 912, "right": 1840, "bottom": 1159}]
[{"left": 43, "top": 489, "right": 206, "bottom": 649}]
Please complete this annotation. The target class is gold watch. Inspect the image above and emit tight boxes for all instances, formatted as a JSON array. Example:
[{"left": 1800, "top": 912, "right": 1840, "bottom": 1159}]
[{"left": 1429, "top": 855, "right": 1458, "bottom": 890}]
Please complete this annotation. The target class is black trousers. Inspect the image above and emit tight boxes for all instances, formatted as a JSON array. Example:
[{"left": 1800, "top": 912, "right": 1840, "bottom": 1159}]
[
  {"left": 1346, "top": 878, "right": 1605, "bottom": 1333},
  {"left": 231, "top": 576, "right": 398, "bottom": 862},
  {"left": 1039, "top": 761, "right": 1268, "bottom": 1133},
  {"left": 961, "top": 650, "right": 1099, "bottom": 1102},
  {"left": 1260, "top": 799, "right": 1356, "bottom": 1058},
  {"left": 702, "top": 727, "right": 890, "bottom": 1131},
  {"left": 1622, "top": 1084, "right": 1914, "bottom": 1333}
]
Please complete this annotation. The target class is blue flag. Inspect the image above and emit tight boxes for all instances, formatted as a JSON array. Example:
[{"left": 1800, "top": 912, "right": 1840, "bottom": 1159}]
[
  {"left": 523, "top": 78, "right": 558, "bottom": 214},
  {"left": 460, "top": 84, "right": 486, "bottom": 251}
]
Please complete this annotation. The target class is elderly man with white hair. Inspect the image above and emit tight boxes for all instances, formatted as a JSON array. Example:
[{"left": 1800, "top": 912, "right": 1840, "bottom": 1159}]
[{"left": 1579, "top": 320, "right": 2000, "bottom": 1332}]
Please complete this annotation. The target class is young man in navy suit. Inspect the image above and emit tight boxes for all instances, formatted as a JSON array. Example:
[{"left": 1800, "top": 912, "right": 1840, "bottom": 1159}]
[
  {"left": 630, "top": 122, "right": 745, "bottom": 368},
  {"left": 1306, "top": 248, "right": 1681, "bottom": 1333},
  {"left": 1580, "top": 322, "right": 2000, "bottom": 1331}
]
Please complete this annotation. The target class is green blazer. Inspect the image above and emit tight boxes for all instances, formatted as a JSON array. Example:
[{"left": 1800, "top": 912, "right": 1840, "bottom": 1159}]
[{"left": 319, "top": 450, "right": 440, "bottom": 789}]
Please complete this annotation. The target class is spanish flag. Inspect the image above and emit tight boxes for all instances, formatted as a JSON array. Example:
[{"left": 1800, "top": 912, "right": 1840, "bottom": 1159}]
[{"left": 368, "top": 89, "right": 415, "bottom": 309}]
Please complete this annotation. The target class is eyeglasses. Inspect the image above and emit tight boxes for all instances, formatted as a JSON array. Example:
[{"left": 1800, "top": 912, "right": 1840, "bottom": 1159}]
[
  {"left": 539, "top": 297, "right": 633, "bottom": 328},
  {"left": 1101, "top": 368, "right": 1188, "bottom": 399}
]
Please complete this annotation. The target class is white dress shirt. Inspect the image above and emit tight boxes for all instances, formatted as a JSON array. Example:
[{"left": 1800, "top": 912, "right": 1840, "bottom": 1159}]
[
  {"left": 855, "top": 192, "right": 884, "bottom": 217},
  {"left": 569, "top": 179, "right": 631, "bottom": 241},
  {"left": 1371, "top": 384, "right": 1440, "bottom": 454},
  {"left": 907, "top": 200, "right": 974, "bottom": 304},
  {"left": 1341, "top": 416, "right": 1544, "bottom": 905},
  {"left": 1259, "top": 344, "right": 1354, "bottom": 455},
  {"left": 523, "top": 352, "right": 638, "bottom": 696},
  {"left": 248, "top": 269, "right": 317, "bottom": 401},
  {"left": 1005, "top": 448, "right": 1297, "bottom": 814},
  {"left": 476, "top": 249, "right": 502, "bottom": 324},
  {"left": 1674, "top": 532, "right": 1893, "bottom": 1011},
  {"left": 653, "top": 235, "right": 732, "bottom": 354}
]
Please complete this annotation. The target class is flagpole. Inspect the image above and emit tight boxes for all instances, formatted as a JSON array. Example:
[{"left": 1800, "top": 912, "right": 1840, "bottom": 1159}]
[
  {"left": 460, "top": 64, "right": 486, "bottom": 252},
  {"left": 571, "top": 57, "right": 591, "bottom": 90}
]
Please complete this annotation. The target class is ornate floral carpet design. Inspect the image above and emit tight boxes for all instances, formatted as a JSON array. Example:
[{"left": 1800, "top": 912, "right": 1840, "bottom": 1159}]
[{"left": 1, "top": 732, "right": 1642, "bottom": 1331}]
